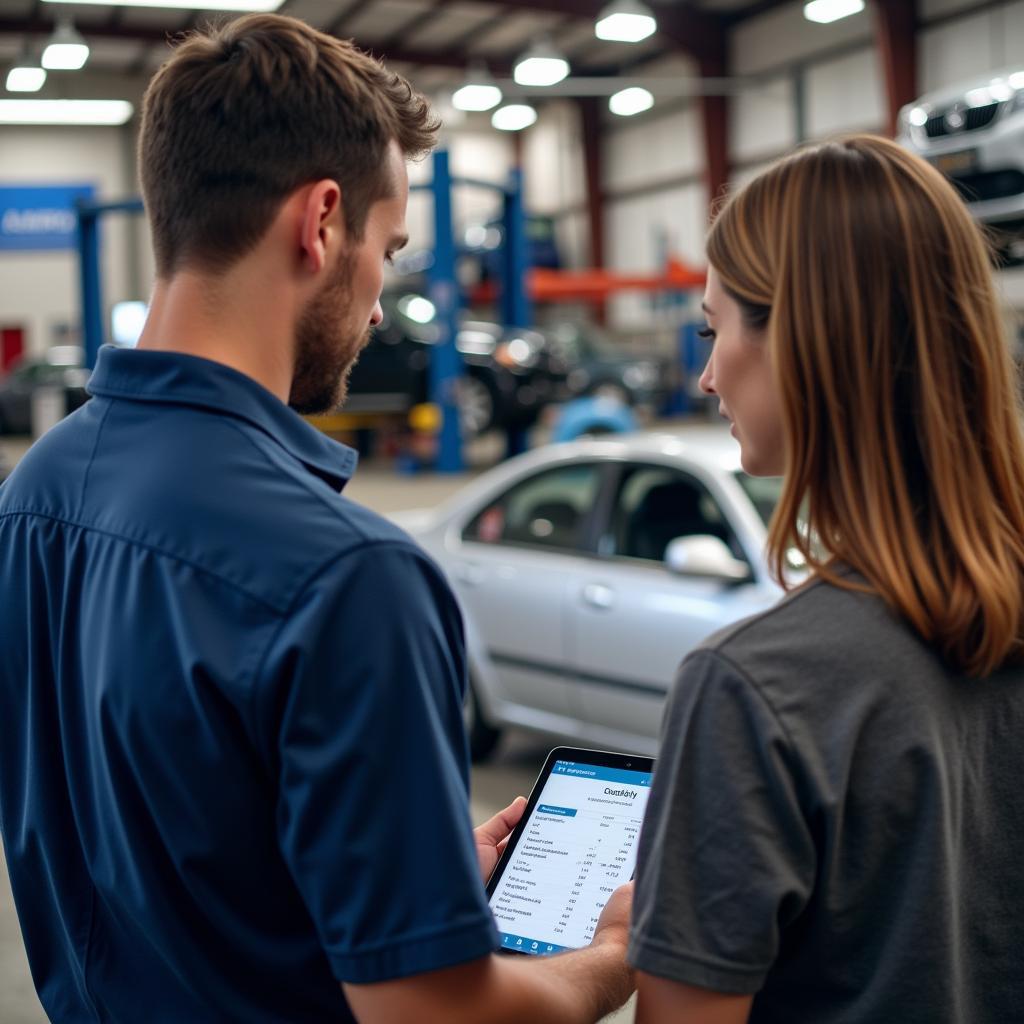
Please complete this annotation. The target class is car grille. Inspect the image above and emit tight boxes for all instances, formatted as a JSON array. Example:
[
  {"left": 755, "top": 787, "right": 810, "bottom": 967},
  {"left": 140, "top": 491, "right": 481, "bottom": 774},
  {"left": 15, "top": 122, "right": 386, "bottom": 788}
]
[
  {"left": 924, "top": 102, "right": 1001, "bottom": 138},
  {"left": 948, "top": 169, "right": 1024, "bottom": 203}
]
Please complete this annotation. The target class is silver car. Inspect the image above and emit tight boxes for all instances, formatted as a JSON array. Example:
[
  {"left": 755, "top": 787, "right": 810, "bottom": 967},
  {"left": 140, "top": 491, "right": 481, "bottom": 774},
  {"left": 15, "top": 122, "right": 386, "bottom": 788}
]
[
  {"left": 898, "top": 67, "right": 1024, "bottom": 227},
  {"left": 394, "top": 427, "right": 786, "bottom": 759}
]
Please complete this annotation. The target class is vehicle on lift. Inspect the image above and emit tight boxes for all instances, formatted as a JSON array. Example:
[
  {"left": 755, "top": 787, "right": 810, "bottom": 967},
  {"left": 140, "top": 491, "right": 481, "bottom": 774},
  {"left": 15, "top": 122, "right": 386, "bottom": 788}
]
[
  {"left": 541, "top": 320, "right": 673, "bottom": 414},
  {"left": 0, "top": 346, "right": 90, "bottom": 436},
  {"left": 392, "top": 426, "right": 792, "bottom": 760},
  {"left": 346, "top": 291, "right": 567, "bottom": 436},
  {"left": 899, "top": 67, "right": 1024, "bottom": 261}
]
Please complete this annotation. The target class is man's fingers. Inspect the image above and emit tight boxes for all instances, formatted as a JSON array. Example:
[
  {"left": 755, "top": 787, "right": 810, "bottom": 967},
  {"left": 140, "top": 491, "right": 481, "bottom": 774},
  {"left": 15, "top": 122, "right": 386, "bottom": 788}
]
[{"left": 474, "top": 795, "right": 527, "bottom": 846}]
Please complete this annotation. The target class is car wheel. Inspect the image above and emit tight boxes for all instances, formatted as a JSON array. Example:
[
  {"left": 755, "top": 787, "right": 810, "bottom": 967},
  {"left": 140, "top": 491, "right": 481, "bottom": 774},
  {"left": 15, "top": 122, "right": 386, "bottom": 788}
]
[
  {"left": 457, "top": 374, "right": 497, "bottom": 437},
  {"left": 464, "top": 677, "right": 502, "bottom": 763}
]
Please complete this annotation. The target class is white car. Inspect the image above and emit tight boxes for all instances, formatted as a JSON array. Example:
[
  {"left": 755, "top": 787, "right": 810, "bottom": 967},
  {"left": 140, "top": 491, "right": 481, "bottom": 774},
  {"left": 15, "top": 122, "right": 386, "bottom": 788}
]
[
  {"left": 898, "top": 67, "right": 1024, "bottom": 228},
  {"left": 393, "top": 427, "right": 787, "bottom": 759}
]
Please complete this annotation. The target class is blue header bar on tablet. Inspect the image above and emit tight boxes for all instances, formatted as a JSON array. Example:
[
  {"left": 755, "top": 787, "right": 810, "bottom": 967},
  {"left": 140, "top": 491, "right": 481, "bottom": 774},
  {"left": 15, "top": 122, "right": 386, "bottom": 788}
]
[
  {"left": 537, "top": 804, "right": 577, "bottom": 817},
  {"left": 552, "top": 760, "right": 652, "bottom": 786}
]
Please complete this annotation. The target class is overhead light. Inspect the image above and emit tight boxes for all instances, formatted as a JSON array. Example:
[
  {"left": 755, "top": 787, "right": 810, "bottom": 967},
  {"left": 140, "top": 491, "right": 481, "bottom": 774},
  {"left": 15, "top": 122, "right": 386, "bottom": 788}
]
[
  {"left": 491, "top": 103, "right": 537, "bottom": 132},
  {"left": 803, "top": 0, "right": 864, "bottom": 22},
  {"left": 42, "top": 20, "right": 90, "bottom": 71},
  {"left": 452, "top": 64, "right": 502, "bottom": 112},
  {"left": 609, "top": 86, "right": 654, "bottom": 116},
  {"left": 513, "top": 40, "right": 569, "bottom": 87},
  {"left": 42, "top": 0, "right": 283, "bottom": 9},
  {"left": 6, "top": 60, "right": 47, "bottom": 93},
  {"left": 595, "top": 0, "right": 657, "bottom": 42},
  {"left": 0, "top": 100, "right": 134, "bottom": 125}
]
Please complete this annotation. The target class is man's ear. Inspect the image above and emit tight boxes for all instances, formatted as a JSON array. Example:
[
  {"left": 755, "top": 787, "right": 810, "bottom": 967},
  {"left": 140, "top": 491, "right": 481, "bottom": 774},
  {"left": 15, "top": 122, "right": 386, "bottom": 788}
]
[{"left": 298, "top": 179, "right": 343, "bottom": 275}]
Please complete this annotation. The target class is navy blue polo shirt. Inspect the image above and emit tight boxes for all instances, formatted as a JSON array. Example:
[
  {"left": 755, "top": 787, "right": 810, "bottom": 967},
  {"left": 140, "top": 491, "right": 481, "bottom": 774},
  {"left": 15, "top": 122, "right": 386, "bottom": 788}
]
[{"left": 0, "top": 346, "right": 498, "bottom": 1023}]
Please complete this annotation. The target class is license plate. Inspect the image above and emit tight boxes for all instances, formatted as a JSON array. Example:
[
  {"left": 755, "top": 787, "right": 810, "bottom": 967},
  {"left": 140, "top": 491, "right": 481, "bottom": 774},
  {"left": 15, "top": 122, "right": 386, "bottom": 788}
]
[{"left": 933, "top": 150, "right": 977, "bottom": 175}]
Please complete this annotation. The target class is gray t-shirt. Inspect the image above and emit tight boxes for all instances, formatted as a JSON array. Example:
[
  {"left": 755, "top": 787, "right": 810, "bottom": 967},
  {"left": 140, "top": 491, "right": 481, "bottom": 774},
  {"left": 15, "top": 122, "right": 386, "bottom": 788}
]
[{"left": 629, "top": 571, "right": 1024, "bottom": 1022}]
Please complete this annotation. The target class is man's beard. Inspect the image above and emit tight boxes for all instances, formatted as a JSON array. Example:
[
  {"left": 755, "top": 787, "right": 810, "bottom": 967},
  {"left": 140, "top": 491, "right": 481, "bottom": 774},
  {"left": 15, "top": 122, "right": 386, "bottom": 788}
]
[{"left": 289, "top": 251, "right": 372, "bottom": 415}]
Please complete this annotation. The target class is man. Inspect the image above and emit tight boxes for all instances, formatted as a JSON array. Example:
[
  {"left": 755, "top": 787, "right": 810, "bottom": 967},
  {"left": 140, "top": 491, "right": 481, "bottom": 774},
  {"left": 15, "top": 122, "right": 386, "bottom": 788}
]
[{"left": 0, "top": 14, "right": 633, "bottom": 1023}]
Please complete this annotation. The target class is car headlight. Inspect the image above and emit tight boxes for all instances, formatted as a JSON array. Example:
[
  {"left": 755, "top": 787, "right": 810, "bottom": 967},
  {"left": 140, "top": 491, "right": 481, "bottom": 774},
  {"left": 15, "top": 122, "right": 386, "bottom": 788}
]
[
  {"left": 623, "top": 362, "right": 659, "bottom": 389},
  {"left": 495, "top": 336, "right": 539, "bottom": 369}
]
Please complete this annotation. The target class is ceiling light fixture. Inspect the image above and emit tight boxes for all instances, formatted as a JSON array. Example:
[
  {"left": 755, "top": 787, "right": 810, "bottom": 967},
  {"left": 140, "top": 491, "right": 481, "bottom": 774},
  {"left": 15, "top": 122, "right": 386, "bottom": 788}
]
[
  {"left": 42, "top": 20, "right": 90, "bottom": 71},
  {"left": 0, "top": 99, "right": 134, "bottom": 125},
  {"left": 41, "top": 0, "right": 283, "bottom": 9},
  {"left": 803, "top": 0, "right": 865, "bottom": 23},
  {"left": 595, "top": 0, "right": 657, "bottom": 43},
  {"left": 513, "top": 40, "right": 569, "bottom": 88},
  {"left": 609, "top": 86, "right": 654, "bottom": 116},
  {"left": 452, "top": 63, "right": 502, "bottom": 112},
  {"left": 491, "top": 103, "right": 538, "bottom": 131},
  {"left": 6, "top": 59, "right": 47, "bottom": 93}
]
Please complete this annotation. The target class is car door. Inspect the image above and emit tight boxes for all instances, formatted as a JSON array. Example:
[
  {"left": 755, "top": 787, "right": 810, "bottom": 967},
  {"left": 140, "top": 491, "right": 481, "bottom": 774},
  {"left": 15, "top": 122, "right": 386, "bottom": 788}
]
[
  {"left": 449, "top": 461, "right": 604, "bottom": 725},
  {"left": 566, "top": 461, "right": 779, "bottom": 746}
]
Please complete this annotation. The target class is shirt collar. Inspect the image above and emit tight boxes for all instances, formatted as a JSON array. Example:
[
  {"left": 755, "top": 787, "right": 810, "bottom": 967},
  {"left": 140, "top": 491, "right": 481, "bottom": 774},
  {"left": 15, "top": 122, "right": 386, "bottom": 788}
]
[{"left": 87, "top": 346, "right": 358, "bottom": 491}]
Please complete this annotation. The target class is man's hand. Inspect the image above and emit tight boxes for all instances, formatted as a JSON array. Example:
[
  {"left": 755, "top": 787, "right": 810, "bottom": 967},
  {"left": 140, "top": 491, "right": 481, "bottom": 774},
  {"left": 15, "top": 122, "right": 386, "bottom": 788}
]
[{"left": 473, "top": 796, "right": 527, "bottom": 881}]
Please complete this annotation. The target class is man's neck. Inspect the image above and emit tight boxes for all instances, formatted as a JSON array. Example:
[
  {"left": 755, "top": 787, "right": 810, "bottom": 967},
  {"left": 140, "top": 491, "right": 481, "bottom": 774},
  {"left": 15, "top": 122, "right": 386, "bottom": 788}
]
[{"left": 137, "top": 267, "right": 297, "bottom": 405}]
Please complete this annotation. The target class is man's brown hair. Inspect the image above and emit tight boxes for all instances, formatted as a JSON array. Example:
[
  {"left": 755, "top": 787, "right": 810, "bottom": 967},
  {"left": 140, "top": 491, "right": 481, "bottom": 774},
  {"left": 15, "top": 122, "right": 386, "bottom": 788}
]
[{"left": 139, "top": 13, "right": 438, "bottom": 276}]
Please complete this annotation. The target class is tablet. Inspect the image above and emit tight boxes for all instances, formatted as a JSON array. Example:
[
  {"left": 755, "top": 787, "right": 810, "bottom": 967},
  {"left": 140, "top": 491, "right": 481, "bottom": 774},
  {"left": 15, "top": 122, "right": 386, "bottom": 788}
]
[{"left": 485, "top": 746, "right": 655, "bottom": 957}]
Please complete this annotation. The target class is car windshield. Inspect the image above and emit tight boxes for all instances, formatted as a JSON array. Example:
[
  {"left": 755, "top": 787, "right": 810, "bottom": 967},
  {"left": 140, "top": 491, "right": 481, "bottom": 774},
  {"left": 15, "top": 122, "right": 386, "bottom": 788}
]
[{"left": 734, "top": 472, "right": 784, "bottom": 525}]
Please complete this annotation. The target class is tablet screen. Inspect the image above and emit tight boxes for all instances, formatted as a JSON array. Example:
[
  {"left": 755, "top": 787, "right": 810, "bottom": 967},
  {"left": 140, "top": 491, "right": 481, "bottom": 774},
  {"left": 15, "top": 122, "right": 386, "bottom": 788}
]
[{"left": 488, "top": 755, "right": 653, "bottom": 956}]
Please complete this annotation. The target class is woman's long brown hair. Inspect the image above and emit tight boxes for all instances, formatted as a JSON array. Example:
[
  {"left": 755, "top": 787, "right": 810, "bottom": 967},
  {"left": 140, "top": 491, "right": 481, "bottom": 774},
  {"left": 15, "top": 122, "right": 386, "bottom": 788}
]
[{"left": 707, "top": 134, "right": 1024, "bottom": 677}]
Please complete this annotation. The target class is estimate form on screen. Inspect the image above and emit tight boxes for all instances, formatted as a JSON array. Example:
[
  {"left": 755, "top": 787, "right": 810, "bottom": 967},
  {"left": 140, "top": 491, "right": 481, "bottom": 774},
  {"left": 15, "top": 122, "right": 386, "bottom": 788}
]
[{"left": 489, "top": 759, "right": 653, "bottom": 956}]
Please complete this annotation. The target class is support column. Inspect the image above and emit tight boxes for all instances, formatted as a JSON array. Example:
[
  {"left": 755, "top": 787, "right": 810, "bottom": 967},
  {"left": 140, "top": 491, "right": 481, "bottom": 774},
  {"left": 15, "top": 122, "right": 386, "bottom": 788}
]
[
  {"left": 875, "top": 0, "right": 918, "bottom": 137},
  {"left": 577, "top": 97, "right": 605, "bottom": 270},
  {"left": 698, "top": 51, "right": 730, "bottom": 214}
]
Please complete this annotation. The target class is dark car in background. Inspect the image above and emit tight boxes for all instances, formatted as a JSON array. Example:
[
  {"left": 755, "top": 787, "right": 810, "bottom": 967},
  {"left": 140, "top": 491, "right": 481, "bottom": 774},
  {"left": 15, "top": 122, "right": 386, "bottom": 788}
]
[
  {"left": 346, "top": 291, "right": 567, "bottom": 436},
  {"left": 0, "top": 346, "right": 90, "bottom": 436},
  {"left": 542, "top": 320, "right": 674, "bottom": 414}
]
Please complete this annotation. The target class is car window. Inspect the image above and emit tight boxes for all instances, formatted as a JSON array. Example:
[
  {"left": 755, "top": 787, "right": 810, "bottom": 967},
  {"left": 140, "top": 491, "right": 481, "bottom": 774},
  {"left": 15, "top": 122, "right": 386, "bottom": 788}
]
[
  {"left": 463, "top": 463, "right": 601, "bottom": 553},
  {"left": 601, "top": 464, "right": 743, "bottom": 564}
]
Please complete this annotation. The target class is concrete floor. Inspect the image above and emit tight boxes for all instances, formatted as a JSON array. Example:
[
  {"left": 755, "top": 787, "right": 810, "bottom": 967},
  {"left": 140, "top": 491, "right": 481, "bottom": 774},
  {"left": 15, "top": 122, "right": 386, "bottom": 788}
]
[{"left": 0, "top": 434, "right": 636, "bottom": 1023}]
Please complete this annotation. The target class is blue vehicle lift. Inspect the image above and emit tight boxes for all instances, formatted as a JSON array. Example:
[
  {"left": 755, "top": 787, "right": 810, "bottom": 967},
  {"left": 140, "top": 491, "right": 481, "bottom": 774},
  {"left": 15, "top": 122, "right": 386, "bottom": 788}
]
[{"left": 75, "top": 152, "right": 531, "bottom": 474}]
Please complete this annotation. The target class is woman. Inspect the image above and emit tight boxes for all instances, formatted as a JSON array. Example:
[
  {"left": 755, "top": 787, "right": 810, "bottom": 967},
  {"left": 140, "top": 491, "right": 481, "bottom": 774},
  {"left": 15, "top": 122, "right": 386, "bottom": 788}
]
[{"left": 629, "top": 134, "right": 1024, "bottom": 1023}]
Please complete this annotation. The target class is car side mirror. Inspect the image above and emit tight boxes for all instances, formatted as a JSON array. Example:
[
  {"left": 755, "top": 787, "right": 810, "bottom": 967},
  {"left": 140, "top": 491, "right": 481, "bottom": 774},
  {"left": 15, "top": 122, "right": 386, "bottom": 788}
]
[{"left": 664, "top": 535, "right": 752, "bottom": 583}]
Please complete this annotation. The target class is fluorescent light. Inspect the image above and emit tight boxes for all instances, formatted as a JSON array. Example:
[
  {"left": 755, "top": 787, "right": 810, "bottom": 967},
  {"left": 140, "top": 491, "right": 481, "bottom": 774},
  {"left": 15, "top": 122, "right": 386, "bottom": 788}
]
[
  {"left": 491, "top": 103, "right": 537, "bottom": 131},
  {"left": 6, "top": 63, "right": 47, "bottom": 93},
  {"left": 513, "top": 41, "right": 569, "bottom": 87},
  {"left": 452, "top": 83, "right": 502, "bottom": 111},
  {"left": 0, "top": 100, "right": 134, "bottom": 125},
  {"left": 42, "top": 0, "right": 283, "bottom": 9},
  {"left": 609, "top": 86, "right": 654, "bottom": 116},
  {"left": 803, "top": 0, "right": 864, "bottom": 23},
  {"left": 595, "top": 0, "right": 657, "bottom": 42},
  {"left": 42, "top": 21, "right": 89, "bottom": 71}
]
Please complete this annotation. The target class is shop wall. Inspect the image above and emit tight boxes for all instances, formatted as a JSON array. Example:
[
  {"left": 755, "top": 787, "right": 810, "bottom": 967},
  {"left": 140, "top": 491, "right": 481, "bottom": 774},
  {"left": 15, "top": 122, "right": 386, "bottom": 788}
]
[{"left": 0, "top": 125, "right": 142, "bottom": 357}]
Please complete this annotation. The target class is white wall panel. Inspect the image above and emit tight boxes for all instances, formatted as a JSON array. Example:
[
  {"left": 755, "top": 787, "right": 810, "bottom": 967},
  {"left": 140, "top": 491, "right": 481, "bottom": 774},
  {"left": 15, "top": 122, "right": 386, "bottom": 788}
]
[
  {"left": 605, "top": 183, "right": 707, "bottom": 326},
  {"left": 524, "top": 101, "right": 586, "bottom": 215},
  {"left": 603, "top": 106, "right": 702, "bottom": 193},
  {"left": 920, "top": 13, "right": 998, "bottom": 92},
  {"left": 730, "top": 1, "right": 873, "bottom": 76},
  {"left": 730, "top": 75, "right": 796, "bottom": 163},
  {"left": 806, "top": 47, "right": 885, "bottom": 136},
  {"left": 0, "top": 126, "right": 137, "bottom": 356},
  {"left": 995, "top": 0, "right": 1024, "bottom": 69}
]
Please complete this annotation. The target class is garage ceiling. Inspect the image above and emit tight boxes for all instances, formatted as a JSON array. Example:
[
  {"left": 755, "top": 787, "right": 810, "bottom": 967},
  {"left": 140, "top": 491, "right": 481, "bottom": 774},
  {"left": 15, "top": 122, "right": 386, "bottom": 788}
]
[{"left": 0, "top": 0, "right": 791, "bottom": 95}]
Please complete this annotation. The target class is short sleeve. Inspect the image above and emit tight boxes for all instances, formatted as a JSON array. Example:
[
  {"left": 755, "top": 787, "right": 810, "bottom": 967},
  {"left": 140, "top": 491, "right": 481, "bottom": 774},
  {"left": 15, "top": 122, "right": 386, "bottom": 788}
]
[
  {"left": 628, "top": 649, "right": 816, "bottom": 994},
  {"left": 256, "top": 541, "right": 498, "bottom": 984}
]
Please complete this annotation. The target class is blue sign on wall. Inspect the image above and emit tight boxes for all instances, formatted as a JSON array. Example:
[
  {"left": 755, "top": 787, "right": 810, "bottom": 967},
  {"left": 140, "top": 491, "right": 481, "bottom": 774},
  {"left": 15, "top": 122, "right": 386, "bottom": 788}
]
[{"left": 0, "top": 184, "right": 96, "bottom": 252}]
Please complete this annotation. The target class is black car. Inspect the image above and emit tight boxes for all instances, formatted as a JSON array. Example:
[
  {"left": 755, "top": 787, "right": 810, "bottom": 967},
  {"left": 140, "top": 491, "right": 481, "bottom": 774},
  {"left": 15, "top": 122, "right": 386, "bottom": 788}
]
[
  {"left": 541, "top": 321, "right": 673, "bottom": 413},
  {"left": 0, "top": 347, "right": 90, "bottom": 436},
  {"left": 346, "top": 292, "right": 565, "bottom": 436}
]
